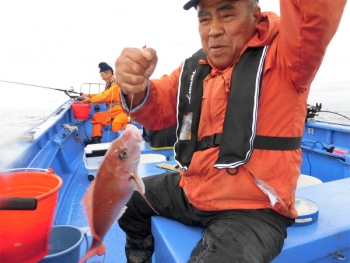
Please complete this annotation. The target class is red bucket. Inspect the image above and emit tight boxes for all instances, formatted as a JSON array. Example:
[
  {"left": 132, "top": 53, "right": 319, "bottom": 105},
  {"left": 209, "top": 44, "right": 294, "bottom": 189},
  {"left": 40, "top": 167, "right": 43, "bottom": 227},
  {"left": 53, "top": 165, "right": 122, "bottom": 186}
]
[
  {"left": 72, "top": 102, "right": 91, "bottom": 121},
  {"left": 0, "top": 169, "right": 62, "bottom": 263}
]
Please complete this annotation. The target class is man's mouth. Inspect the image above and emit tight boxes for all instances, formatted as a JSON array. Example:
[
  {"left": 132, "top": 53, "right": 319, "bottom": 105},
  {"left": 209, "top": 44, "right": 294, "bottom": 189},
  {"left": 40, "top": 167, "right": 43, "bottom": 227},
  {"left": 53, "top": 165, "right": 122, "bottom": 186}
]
[{"left": 210, "top": 45, "right": 226, "bottom": 53}]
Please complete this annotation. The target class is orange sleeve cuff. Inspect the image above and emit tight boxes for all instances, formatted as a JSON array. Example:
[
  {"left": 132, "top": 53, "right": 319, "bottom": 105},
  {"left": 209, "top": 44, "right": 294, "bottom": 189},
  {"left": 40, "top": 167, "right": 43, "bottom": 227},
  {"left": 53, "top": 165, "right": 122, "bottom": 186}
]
[{"left": 179, "top": 176, "right": 185, "bottom": 188}]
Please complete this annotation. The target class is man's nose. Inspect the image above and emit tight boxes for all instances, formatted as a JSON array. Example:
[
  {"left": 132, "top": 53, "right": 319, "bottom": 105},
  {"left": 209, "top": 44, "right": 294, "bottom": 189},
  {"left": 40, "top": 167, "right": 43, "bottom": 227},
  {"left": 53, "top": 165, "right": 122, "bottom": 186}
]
[{"left": 208, "top": 18, "right": 224, "bottom": 37}]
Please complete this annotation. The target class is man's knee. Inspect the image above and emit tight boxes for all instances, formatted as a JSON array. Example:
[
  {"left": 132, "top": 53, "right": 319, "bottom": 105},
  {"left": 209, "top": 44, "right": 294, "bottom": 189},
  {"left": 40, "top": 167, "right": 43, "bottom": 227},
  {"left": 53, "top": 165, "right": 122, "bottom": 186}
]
[
  {"left": 111, "top": 122, "right": 126, "bottom": 132},
  {"left": 91, "top": 114, "right": 98, "bottom": 122},
  {"left": 188, "top": 210, "right": 288, "bottom": 263},
  {"left": 91, "top": 112, "right": 104, "bottom": 123}
]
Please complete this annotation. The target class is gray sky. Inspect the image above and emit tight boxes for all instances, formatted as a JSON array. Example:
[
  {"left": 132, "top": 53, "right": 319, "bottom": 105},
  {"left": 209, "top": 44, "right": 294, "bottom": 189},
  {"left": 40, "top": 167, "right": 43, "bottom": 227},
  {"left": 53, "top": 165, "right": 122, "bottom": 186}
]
[{"left": 0, "top": 0, "right": 349, "bottom": 110}]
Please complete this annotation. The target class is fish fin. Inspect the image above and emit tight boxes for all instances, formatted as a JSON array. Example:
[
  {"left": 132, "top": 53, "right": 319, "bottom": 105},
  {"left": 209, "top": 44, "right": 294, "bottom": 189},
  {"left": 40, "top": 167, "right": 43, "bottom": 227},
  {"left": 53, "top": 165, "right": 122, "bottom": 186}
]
[
  {"left": 78, "top": 238, "right": 106, "bottom": 263},
  {"left": 82, "top": 180, "right": 95, "bottom": 209},
  {"left": 132, "top": 171, "right": 146, "bottom": 193},
  {"left": 131, "top": 173, "right": 160, "bottom": 215},
  {"left": 81, "top": 180, "right": 99, "bottom": 238}
]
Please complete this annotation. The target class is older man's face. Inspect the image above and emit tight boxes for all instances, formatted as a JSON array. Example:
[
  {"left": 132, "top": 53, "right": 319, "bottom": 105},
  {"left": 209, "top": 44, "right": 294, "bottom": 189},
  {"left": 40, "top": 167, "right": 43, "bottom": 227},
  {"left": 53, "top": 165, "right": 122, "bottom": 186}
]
[{"left": 197, "top": 0, "right": 261, "bottom": 68}]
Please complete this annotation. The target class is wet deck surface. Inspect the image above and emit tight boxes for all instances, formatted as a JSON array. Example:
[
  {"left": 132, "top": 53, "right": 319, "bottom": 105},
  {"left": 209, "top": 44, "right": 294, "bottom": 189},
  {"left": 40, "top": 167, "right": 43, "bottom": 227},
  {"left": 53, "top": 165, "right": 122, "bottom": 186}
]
[{"left": 55, "top": 148, "right": 174, "bottom": 263}]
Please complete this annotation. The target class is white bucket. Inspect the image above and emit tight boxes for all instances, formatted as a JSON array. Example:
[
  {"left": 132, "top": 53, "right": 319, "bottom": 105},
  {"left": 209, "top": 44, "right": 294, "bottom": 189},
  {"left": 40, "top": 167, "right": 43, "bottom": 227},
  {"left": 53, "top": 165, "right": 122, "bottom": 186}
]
[
  {"left": 140, "top": 154, "right": 167, "bottom": 164},
  {"left": 297, "top": 174, "right": 323, "bottom": 188}
]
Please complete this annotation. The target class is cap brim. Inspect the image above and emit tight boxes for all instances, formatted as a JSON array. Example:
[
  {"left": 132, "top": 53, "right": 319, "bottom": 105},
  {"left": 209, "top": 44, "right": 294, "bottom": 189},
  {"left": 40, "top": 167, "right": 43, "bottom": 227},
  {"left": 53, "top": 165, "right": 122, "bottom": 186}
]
[
  {"left": 184, "top": 0, "right": 258, "bottom": 10},
  {"left": 183, "top": 0, "right": 199, "bottom": 10}
]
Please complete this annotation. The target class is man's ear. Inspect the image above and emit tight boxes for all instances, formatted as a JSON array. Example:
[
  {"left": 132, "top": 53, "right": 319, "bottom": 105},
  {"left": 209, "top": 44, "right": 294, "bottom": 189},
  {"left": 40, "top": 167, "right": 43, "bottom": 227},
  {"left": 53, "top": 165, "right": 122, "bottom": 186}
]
[{"left": 253, "top": 6, "right": 262, "bottom": 25}]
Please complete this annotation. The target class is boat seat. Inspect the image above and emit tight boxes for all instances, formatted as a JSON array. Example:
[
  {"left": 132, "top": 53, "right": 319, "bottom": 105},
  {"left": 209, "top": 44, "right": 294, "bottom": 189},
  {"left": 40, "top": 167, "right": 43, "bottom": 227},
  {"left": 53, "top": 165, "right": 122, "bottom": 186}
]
[
  {"left": 152, "top": 178, "right": 350, "bottom": 263},
  {"left": 297, "top": 174, "right": 323, "bottom": 188}
]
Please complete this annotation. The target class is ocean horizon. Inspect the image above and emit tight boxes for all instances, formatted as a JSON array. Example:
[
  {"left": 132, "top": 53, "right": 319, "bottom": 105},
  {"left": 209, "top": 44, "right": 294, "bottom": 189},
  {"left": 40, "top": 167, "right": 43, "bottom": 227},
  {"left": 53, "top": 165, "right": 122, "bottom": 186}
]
[{"left": 0, "top": 104, "right": 349, "bottom": 149}]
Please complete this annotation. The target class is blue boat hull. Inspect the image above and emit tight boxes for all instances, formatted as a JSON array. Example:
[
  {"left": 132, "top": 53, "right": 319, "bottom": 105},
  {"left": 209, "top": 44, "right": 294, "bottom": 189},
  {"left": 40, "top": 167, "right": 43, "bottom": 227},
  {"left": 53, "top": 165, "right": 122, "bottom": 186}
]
[{"left": 1, "top": 100, "right": 349, "bottom": 262}]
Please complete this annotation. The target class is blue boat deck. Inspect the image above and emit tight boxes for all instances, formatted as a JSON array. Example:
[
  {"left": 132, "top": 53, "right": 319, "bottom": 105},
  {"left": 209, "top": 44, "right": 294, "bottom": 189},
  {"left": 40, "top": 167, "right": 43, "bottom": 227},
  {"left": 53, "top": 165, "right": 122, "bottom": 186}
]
[
  {"left": 2, "top": 100, "right": 350, "bottom": 262},
  {"left": 54, "top": 158, "right": 176, "bottom": 262},
  {"left": 152, "top": 177, "right": 350, "bottom": 263},
  {"left": 55, "top": 158, "right": 350, "bottom": 263},
  {"left": 54, "top": 158, "right": 127, "bottom": 263}
]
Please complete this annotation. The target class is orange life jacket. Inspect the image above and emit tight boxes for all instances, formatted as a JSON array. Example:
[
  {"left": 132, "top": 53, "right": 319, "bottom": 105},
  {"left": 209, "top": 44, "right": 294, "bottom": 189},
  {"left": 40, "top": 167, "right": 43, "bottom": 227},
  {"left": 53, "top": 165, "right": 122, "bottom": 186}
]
[{"left": 128, "top": 2, "right": 346, "bottom": 218}]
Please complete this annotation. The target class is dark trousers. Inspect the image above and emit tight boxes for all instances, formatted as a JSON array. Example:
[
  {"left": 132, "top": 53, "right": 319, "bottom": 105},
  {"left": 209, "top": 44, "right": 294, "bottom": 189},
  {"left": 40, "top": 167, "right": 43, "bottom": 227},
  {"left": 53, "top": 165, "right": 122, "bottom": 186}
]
[{"left": 118, "top": 172, "right": 295, "bottom": 263}]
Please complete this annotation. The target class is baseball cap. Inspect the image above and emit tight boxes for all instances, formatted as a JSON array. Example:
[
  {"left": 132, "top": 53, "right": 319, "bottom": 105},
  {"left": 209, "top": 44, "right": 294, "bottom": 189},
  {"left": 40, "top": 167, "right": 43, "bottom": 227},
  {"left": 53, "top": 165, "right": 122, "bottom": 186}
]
[{"left": 183, "top": 0, "right": 259, "bottom": 10}]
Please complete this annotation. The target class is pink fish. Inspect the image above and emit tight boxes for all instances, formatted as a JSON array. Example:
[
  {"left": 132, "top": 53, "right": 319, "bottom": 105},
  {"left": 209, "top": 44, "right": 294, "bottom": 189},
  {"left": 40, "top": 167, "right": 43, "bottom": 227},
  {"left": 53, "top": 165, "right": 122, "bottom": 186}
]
[{"left": 78, "top": 124, "right": 158, "bottom": 263}]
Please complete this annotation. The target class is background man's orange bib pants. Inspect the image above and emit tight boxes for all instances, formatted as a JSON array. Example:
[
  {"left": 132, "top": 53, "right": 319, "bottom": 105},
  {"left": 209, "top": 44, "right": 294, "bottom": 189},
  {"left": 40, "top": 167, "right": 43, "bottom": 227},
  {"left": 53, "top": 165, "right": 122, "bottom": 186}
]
[{"left": 91, "top": 104, "right": 128, "bottom": 137}]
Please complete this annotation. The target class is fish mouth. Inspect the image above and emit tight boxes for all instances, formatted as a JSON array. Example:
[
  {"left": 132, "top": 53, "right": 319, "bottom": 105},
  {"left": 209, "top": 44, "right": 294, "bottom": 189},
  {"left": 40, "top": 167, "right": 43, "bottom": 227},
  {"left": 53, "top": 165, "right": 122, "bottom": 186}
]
[{"left": 125, "top": 124, "right": 142, "bottom": 142}]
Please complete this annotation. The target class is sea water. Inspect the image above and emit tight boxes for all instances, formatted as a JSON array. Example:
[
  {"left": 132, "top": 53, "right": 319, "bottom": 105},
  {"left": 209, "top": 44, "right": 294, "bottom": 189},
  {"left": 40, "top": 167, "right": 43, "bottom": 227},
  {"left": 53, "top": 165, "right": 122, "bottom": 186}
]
[
  {"left": 0, "top": 107, "right": 349, "bottom": 149},
  {"left": 0, "top": 108, "right": 57, "bottom": 148}
]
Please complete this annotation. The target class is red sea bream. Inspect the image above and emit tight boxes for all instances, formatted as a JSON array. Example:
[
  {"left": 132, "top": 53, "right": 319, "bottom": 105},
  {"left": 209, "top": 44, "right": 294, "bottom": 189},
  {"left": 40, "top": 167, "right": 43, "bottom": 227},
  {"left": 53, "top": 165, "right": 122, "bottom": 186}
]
[{"left": 78, "top": 124, "right": 158, "bottom": 262}]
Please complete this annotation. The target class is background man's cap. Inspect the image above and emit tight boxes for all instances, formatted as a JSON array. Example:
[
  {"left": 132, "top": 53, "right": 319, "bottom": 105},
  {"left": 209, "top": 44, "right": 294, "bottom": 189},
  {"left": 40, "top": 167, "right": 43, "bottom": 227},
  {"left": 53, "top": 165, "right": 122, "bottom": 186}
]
[
  {"left": 98, "top": 62, "right": 113, "bottom": 73},
  {"left": 183, "top": 0, "right": 258, "bottom": 10}
]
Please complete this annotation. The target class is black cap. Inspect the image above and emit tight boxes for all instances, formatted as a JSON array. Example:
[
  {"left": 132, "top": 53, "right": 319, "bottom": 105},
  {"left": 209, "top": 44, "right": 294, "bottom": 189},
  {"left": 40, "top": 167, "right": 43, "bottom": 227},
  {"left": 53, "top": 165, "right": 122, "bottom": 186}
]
[
  {"left": 183, "top": 0, "right": 199, "bottom": 10},
  {"left": 98, "top": 62, "right": 113, "bottom": 73},
  {"left": 183, "top": 0, "right": 258, "bottom": 10}
]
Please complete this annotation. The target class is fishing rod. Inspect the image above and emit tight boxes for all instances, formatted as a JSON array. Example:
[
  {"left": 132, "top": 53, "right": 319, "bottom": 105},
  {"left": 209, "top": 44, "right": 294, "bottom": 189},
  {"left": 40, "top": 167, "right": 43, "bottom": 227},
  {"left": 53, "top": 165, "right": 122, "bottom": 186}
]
[
  {"left": 0, "top": 79, "right": 82, "bottom": 98},
  {"left": 319, "top": 110, "right": 350, "bottom": 121},
  {"left": 307, "top": 103, "right": 350, "bottom": 122}
]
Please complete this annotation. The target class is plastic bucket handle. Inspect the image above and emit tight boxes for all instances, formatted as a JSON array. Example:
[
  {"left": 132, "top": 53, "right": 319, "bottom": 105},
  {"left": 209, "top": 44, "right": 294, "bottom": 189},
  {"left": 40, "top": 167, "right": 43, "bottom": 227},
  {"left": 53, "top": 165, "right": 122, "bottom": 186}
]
[
  {"left": 0, "top": 168, "right": 51, "bottom": 210},
  {"left": 0, "top": 197, "right": 37, "bottom": 210}
]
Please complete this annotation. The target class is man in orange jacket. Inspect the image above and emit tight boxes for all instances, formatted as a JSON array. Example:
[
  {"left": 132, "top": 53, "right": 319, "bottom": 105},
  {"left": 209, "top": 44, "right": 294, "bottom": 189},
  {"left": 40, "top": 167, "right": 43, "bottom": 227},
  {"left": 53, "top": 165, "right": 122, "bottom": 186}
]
[
  {"left": 82, "top": 62, "right": 128, "bottom": 145},
  {"left": 115, "top": 0, "right": 347, "bottom": 262}
]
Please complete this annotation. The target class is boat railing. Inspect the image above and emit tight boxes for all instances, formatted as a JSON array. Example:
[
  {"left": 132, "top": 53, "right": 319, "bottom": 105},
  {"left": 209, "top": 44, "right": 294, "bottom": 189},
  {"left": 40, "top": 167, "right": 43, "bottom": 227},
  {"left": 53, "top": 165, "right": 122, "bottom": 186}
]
[{"left": 79, "top": 83, "right": 105, "bottom": 95}]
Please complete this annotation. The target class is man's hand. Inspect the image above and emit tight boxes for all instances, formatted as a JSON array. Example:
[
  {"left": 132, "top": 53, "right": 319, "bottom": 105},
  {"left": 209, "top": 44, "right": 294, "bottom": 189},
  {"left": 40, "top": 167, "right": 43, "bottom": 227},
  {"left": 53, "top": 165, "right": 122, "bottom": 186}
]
[
  {"left": 79, "top": 94, "right": 91, "bottom": 103},
  {"left": 115, "top": 47, "right": 158, "bottom": 95},
  {"left": 81, "top": 94, "right": 91, "bottom": 99},
  {"left": 82, "top": 97, "right": 91, "bottom": 104}
]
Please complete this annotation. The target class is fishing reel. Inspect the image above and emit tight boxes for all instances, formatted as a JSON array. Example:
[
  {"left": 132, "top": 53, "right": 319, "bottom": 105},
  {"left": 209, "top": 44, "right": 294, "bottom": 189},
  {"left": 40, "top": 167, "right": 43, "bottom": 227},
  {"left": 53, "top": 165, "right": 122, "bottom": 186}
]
[
  {"left": 305, "top": 103, "right": 322, "bottom": 122},
  {"left": 64, "top": 87, "right": 83, "bottom": 99},
  {"left": 75, "top": 96, "right": 85, "bottom": 101}
]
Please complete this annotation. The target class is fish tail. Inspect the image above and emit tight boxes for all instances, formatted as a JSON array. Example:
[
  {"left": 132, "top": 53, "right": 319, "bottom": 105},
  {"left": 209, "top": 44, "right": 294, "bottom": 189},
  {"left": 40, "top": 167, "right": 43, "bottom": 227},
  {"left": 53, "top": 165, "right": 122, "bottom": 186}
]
[{"left": 78, "top": 238, "right": 106, "bottom": 263}]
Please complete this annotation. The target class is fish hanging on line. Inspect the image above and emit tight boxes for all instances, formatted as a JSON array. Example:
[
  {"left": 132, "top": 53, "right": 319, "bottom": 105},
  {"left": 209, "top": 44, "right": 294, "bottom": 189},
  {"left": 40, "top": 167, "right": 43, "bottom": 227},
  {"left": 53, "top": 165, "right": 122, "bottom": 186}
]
[{"left": 78, "top": 124, "right": 159, "bottom": 263}]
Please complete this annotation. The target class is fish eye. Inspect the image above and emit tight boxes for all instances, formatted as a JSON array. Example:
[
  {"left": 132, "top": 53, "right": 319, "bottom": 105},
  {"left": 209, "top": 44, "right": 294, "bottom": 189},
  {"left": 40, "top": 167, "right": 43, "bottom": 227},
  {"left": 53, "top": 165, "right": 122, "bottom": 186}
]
[{"left": 118, "top": 149, "right": 128, "bottom": 159}]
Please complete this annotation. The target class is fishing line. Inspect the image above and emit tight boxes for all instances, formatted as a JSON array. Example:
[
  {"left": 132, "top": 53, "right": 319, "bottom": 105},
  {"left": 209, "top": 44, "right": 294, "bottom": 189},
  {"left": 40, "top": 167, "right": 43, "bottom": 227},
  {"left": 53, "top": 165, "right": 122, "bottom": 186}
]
[
  {"left": 319, "top": 110, "right": 350, "bottom": 121},
  {"left": 128, "top": 94, "right": 134, "bottom": 123},
  {"left": 57, "top": 171, "right": 90, "bottom": 186},
  {"left": 126, "top": 45, "right": 145, "bottom": 123},
  {"left": 0, "top": 79, "right": 81, "bottom": 94}
]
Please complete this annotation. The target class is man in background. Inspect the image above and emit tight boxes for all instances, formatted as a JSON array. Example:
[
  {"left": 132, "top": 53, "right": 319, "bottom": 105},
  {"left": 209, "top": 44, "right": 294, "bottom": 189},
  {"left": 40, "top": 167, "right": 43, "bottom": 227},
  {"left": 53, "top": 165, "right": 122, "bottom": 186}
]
[{"left": 82, "top": 62, "right": 128, "bottom": 145}]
